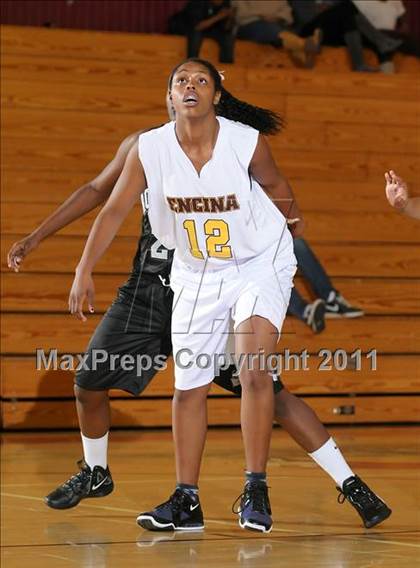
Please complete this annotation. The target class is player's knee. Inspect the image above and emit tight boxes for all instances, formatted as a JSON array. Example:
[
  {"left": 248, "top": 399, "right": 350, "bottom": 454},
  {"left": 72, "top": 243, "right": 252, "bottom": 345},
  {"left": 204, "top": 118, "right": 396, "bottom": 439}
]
[
  {"left": 174, "top": 389, "right": 190, "bottom": 405},
  {"left": 173, "top": 387, "right": 207, "bottom": 406},
  {"left": 74, "top": 384, "right": 107, "bottom": 407},
  {"left": 240, "top": 370, "right": 271, "bottom": 391}
]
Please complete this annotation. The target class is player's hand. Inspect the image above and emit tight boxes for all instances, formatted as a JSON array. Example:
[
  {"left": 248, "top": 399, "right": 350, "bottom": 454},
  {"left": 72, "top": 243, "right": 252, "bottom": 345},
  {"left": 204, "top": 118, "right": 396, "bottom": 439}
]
[
  {"left": 69, "top": 269, "right": 95, "bottom": 322},
  {"left": 7, "top": 235, "right": 39, "bottom": 272},
  {"left": 287, "top": 217, "right": 305, "bottom": 238},
  {"left": 385, "top": 170, "right": 409, "bottom": 210}
]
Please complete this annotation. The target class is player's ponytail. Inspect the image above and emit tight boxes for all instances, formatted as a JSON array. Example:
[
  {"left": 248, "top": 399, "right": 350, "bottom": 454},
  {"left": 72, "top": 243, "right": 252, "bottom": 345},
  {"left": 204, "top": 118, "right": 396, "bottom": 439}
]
[
  {"left": 168, "top": 58, "right": 284, "bottom": 136},
  {"left": 216, "top": 86, "right": 284, "bottom": 135}
]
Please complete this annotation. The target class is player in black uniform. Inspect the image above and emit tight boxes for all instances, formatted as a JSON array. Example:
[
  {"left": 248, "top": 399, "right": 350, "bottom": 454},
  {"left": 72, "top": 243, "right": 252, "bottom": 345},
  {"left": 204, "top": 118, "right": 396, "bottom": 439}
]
[{"left": 8, "top": 128, "right": 391, "bottom": 529}]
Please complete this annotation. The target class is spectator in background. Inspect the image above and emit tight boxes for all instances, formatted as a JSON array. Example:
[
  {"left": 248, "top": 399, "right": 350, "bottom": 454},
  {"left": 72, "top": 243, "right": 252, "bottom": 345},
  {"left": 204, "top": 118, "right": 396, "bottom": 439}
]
[
  {"left": 169, "top": 0, "right": 235, "bottom": 63},
  {"left": 289, "top": 238, "right": 364, "bottom": 334},
  {"left": 290, "top": 0, "right": 401, "bottom": 72},
  {"left": 232, "top": 0, "right": 321, "bottom": 68},
  {"left": 353, "top": 0, "right": 420, "bottom": 73}
]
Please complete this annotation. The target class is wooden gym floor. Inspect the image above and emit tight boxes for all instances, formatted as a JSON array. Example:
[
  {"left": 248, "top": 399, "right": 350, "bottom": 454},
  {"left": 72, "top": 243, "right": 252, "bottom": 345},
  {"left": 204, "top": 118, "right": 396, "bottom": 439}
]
[{"left": 1, "top": 426, "right": 419, "bottom": 567}]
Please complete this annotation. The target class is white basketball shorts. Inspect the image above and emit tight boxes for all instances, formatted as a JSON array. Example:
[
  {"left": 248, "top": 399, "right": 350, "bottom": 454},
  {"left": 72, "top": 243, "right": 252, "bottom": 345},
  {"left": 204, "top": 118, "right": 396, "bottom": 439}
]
[{"left": 170, "top": 239, "right": 297, "bottom": 391}]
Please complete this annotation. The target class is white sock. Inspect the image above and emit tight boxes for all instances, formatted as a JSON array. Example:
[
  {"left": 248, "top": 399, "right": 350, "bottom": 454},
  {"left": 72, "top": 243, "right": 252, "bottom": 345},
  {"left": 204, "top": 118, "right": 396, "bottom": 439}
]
[
  {"left": 309, "top": 437, "right": 355, "bottom": 489},
  {"left": 81, "top": 432, "right": 109, "bottom": 470}
]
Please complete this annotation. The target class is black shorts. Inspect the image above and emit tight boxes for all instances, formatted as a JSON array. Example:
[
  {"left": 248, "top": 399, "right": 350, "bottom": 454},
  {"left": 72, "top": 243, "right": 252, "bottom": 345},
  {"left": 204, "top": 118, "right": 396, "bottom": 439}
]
[{"left": 75, "top": 275, "right": 284, "bottom": 396}]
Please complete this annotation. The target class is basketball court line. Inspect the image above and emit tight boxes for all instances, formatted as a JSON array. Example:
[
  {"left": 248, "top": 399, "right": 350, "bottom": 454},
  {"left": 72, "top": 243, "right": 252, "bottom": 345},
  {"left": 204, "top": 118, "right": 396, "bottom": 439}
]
[
  {"left": 2, "top": 491, "right": 419, "bottom": 545},
  {"left": 3, "top": 531, "right": 420, "bottom": 549},
  {"left": 339, "top": 535, "right": 420, "bottom": 549},
  {"left": 1, "top": 490, "right": 299, "bottom": 533},
  {"left": 4, "top": 471, "right": 416, "bottom": 488}
]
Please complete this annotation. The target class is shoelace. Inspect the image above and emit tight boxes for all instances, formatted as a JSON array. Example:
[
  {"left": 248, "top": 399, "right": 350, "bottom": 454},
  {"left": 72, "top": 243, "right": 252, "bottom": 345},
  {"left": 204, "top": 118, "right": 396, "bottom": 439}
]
[
  {"left": 62, "top": 463, "right": 91, "bottom": 495},
  {"left": 158, "top": 489, "right": 190, "bottom": 517},
  {"left": 232, "top": 483, "right": 270, "bottom": 514},
  {"left": 337, "top": 481, "right": 379, "bottom": 508}
]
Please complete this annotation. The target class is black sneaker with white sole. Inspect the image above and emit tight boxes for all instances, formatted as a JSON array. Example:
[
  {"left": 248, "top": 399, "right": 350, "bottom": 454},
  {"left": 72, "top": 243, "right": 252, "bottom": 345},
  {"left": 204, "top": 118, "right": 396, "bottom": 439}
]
[
  {"left": 337, "top": 475, "right": 392, "bottom": 528},
  {"left": 233, "top": 481, "right": 273, "bottom": 533},
  {"left": 303, "top": 299, "right": 326, "bottom": 333},
  {"left": 137, "top": 489, "right": 204, "bottom": 531},
  {"left": 45, "top": 459, "right": 114, "bottom": 510},
  {"left": 325, "top": 292, "right": 364, "bottom": 319}
]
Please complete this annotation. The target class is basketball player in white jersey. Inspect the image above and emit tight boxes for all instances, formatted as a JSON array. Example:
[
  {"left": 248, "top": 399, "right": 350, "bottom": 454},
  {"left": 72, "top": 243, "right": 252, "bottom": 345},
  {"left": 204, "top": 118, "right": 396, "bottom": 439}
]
[
  {"left": 66, "top": 59, "right": 391, "bottom": 533},
  {"left": 8, "top": 97, "right": 391, "bottom": 532}
]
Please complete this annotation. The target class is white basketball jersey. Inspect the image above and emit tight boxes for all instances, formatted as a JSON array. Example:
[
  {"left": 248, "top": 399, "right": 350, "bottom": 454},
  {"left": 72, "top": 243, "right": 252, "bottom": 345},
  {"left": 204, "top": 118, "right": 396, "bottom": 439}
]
[{"left": 138, "top": 116, "right": 291, "bottom": 271}]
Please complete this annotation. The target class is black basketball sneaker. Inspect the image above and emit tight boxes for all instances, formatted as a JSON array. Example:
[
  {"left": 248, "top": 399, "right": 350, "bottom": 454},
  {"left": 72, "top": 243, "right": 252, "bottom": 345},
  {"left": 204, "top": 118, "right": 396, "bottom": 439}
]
[
  {"left": 304, "top": 299, "right": 326, "bottom": 333},
  {"left": 325, "top": 292, "right": 364, "bottom": 318},
  {"left": 233, "top": 481, "right": 273, "bottom": 533},
  {"left": 137, "top": 489, "right": 204, "bottom": 531},
  {"left": 337, "top": 475, "right": 392, "bottom": 528},
  {"left": 45, "top": 459, "right": 114, "bottom": 509}
]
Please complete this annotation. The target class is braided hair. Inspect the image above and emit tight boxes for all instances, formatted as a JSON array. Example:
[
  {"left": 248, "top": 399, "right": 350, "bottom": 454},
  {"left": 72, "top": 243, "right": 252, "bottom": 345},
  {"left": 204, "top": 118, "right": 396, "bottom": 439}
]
[{"left": 168, "top": 58, "right": 284, "bottom": 135}]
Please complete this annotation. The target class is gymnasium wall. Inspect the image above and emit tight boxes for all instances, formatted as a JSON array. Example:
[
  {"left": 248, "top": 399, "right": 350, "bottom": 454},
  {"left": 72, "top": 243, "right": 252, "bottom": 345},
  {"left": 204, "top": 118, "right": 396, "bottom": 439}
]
[
  {"left": 0, "top": 0, "right": 185, "bottom": 33},
  {"left": 1, "top": 0, "right": 420, "bottom": 41},
  {"left": 1, "top": 25, "right": 420, "bottom": 429}
]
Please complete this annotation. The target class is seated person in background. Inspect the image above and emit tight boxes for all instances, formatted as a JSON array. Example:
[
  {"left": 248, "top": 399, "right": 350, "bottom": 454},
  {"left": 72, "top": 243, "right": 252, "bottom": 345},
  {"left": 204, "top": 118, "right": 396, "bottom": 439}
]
[
  {"left": 170, "top": 0, "right": 235, "bottom": 63},
  {"left": 289, "top": 238, "right": 364, "bottom": 334},
  {"left": 232, "top": 0, "right": 321, "bottom": 68},
  {"left": 353, "top": 0, "right": 420, "bottom": 73},
  {"left": 385, "top": 170, "right": 420, "bottom": 220},
  {"left": 290, "top": 0, "right": 400, "bottom": 72}
]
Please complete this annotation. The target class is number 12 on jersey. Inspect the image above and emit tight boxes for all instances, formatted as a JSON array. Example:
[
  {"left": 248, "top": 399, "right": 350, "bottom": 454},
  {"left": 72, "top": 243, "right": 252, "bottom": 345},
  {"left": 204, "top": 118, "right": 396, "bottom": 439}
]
[{"left": 183, "top": 219, "right": 232, "bottom": 259}]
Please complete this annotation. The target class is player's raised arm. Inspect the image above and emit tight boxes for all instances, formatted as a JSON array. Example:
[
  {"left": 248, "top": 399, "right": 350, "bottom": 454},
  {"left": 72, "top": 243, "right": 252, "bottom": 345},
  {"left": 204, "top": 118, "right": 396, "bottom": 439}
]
[
  {"left": 249, "top": 134, "right": 304, "bottom": 237},
  {"left": 385, "top": 170, "right": 420, "bottom": 220},
  {"left": 7, "top": 131, "right": 140, "bottom": 272},
  {"left": 69, "top": 144, "right": 147, "bottom": 321}
]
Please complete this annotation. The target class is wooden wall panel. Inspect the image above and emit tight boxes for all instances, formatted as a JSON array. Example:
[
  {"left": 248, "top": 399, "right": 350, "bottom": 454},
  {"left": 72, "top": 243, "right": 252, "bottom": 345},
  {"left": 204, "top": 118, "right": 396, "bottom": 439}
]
[
  {"left": 3, "top": 136, "right": 418, "bottom": 182},
  {"left": 3, "top": 202, "right": 420, "bottom": 243},
  {"left": 2, "top": 25, "right": 419, "bottom": 73},
  {"left": 245, "top": 68, "right": 420, "bottom": 100},
  {"left": 4, "top": 111, "right": 418, "bottom": 155},
  {"left": 3, "top": 52, "right": 418, "bottom": 100},
  {"left": 2, "top": 107, "right": 149, "bottom": 143},
  {"left": 286, "top": 95, "right": 419, "bottom": 127},
  {"left": 2, "top": 395, "right": 419, "bottom": 429},
  {"left": 2, "top": 79, "right": 171, "bottom": 117},
  {"left": 1, "top": 169, "right": 95, "bottom": 203},
  {"left": 2, "top": 355, "right": 419, "bottom": 399},
  {"left": 2, "top": 202, "right": 142, "bottom": 238},
  {"left": 1, "top": 235, "right": 138, "bottom": 274},
  {"left": 1, "top": 53, "right": 247, "bottom": 91},
  {"left": 2, "top": 26, "right": 419, "bottom": 429},
  {"left": 2, "top": 314, "right": 420, "bottom": 355},
  {"left": 0, "top": 27, "right": 188, "bottom": 64},
  {"left": 2, "top": 237, "right": 419, "bottom": 277},
  {"left": 3, "top": 274, "right": 420, "bottom": 315},
  {"left": 1, "top": 273, "right": 125, "bottom": 312},
  {"left": 3, "top": 172, "right": 417, "bottom": 215}
]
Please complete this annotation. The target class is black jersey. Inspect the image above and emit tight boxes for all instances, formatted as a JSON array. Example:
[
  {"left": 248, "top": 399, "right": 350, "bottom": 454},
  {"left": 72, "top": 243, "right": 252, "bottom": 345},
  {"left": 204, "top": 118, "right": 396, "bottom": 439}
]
[
  {"left": 117, "top": 190, "right": 174, "bottom": 302},
  {"left": 131, "top": 208, "right": 174, "bottom": 279}
]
